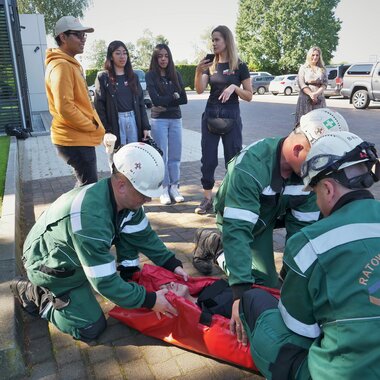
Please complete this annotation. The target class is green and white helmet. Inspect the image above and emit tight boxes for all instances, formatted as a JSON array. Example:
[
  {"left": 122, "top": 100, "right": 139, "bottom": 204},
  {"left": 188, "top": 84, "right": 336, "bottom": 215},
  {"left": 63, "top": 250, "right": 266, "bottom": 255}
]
[
  {"left": 297, "top": 108, "right": 349, "bottom": 144},
  {"left": 113, "top": 142, "right": 164, "bottom": 197},
  {"left": 301, "top": 131, "right": 379, "bottom": 190}
]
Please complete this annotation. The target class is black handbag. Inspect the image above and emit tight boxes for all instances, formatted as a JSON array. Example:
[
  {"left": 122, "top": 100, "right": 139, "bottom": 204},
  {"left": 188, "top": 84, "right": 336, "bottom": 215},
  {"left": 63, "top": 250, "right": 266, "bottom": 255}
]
[
  {"left": 206, "top": 105, "right": 235, "bottom": 135},
  {"left": 207, "top": 117, "right": 235, "bottom": 135}
]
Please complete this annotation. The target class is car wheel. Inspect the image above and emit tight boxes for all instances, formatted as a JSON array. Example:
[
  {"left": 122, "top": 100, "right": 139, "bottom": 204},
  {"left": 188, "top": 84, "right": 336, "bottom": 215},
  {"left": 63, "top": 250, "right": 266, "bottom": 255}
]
[
  {"left": 271, "top": 92, "right": 278, "bottom": 96},
  {"left": 258, "top": 86, "right": 266, "bottom": 95},
  {"left": 352, "top": 89, "right": 370, "bottom": 109},
  {"left": 145, "top": 100, "right": 153, "bottom": 109},
  {"left": 284, "top": 87, "right": 292, "bottom": 96},
  {"left": 89, "top": 90, "right": 94, "bottom": 97}
]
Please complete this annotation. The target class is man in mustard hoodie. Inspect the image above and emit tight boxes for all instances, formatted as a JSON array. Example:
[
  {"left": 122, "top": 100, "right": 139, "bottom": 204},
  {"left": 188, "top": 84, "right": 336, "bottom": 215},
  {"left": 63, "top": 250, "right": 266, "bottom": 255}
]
[{"left": 45, "top": 16, "right": 105, "bottom": 187}]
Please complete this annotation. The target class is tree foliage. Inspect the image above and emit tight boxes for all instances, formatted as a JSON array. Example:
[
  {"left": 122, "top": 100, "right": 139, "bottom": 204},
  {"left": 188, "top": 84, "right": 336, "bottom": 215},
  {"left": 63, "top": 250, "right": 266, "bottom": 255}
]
[
  {"left": 83, "top": 39, "right": 107, "bottom": 69},
  {"left": 193, "top": 26, "right": 214, "bottom": 64},
  {"left": 133, "top": 29, "right": 169, "bottom": 69},
  {"left": 17, "top": 0, "right": 91, "bottom": 36},
  {"left": 236, "top": 0, "right": 341, "bottom": 74}
]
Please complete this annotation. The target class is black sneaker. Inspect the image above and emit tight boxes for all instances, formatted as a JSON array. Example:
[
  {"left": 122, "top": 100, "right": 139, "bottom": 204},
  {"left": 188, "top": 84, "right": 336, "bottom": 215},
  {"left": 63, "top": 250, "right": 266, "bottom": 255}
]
[{"left": 194, "top": 198, "right": 213, "bottom": 215}]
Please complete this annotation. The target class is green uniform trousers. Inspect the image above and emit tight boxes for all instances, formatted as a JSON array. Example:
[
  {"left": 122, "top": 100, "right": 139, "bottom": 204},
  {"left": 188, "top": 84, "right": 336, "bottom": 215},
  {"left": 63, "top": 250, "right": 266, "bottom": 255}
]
[
  {"left": 217, "top": 216, "right": 280, "bottom": 288},
  {"left": 242, "top": 308, "right": 313, "bottom": 380},
  {"left": 27, "top": 266, "right": 106, "bottom": 342}
]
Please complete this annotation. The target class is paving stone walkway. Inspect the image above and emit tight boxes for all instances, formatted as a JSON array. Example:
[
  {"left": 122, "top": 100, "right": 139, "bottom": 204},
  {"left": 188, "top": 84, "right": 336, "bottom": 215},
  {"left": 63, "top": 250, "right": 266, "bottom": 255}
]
[{"left": 15, "top": 135, "right": 272, "bottom": 379}]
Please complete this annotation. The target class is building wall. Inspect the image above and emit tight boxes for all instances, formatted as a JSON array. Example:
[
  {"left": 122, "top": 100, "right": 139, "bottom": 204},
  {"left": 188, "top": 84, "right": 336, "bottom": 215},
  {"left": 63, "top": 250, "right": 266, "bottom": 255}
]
[{"left": 19, "top": 14, "right": 48, "bottom": 112}]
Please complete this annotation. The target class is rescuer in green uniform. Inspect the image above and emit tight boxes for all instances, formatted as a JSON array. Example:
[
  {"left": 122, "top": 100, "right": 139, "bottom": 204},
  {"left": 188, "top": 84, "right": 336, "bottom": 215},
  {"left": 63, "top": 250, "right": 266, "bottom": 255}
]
[
  {"left": 11, "top": 142, "right": 188, "bottom": 343},
  {"left": 192, "top": 108, "right": 349, "bottom": 342},
  {"left": 241, "top": 131, "right": 380, "bottom": 379}
]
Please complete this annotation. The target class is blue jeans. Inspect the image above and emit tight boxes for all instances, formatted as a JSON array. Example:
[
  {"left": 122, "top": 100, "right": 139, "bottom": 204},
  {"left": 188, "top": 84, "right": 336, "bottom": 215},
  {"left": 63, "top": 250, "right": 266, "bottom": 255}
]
[
  {"left": 151, "top": 118, "right": 182, "bottom": 187},
  {"left": 201, "top": 103, "right": 243, "bottom": 190},
  {"left": 118, "top": 111, "right": 138, "bottom": 145}
]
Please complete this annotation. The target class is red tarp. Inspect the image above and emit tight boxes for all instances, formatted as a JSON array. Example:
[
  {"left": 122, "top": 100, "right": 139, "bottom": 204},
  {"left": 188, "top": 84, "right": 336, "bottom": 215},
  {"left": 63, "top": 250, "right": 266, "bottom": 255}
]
[{"left": 109, "top": 264, "right": 280, "bottom": 370}]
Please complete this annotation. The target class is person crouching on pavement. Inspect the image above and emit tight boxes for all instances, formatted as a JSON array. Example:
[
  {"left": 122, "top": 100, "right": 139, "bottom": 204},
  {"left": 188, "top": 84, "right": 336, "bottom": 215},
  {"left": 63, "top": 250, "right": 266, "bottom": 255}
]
[
  {"left": 241, "top": 131, "right": 380, "bottom": 379},
  {"left": 191, "top": 108, "right": 351, "bottom": 344},
  {"left": 11, "top": 142, "right": 188, "bottom": 344}
]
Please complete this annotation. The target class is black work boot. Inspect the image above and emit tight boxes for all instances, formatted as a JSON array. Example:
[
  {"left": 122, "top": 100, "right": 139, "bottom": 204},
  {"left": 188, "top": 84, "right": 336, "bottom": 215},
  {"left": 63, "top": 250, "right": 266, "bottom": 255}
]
[
  {"left": 10, "top": 277, "right": 49, "bottom": 317},
  {"left": 192, "top": 229, "right": 223, "bottom": 275}
]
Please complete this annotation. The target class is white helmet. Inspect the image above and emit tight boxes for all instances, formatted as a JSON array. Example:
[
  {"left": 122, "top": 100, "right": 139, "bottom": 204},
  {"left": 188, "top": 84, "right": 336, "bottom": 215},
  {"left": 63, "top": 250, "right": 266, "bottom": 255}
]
[
  {"left": 297, "top": 108, "right": 349, "bottom": 144},
  {"left": 113, "top": 143, "right": 164, "bottom": 197},
  {"left": 301, "top": 131, "right": 378, "bottom": 190}
]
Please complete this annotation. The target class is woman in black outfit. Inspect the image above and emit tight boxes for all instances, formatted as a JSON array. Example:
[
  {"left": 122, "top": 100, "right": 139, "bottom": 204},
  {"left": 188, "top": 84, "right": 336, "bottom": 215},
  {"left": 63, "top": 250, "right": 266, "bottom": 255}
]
[
  {"left": 194, "top": 25, "right": 252, "bottom": 215},
  {"left": 146, "top": 44, "right": 187, "bottom": 205},
  {"left": 94, "top": 40, "right": 150, "bottom": 151}
]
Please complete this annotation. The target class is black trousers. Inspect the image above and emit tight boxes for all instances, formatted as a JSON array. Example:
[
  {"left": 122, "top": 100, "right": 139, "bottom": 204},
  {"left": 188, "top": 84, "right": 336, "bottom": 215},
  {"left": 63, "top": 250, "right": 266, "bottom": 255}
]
[
  {"left": 200, "top": 103, "right": 243, "bottom": 190},
  {"left": 55, "top": 145, "right": 98, "bottom": 187}
]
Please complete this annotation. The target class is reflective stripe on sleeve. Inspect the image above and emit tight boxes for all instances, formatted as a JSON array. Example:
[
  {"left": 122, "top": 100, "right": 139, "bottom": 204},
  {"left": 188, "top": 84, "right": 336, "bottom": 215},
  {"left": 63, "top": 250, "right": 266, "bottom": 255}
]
[
  {"left": 278, "top": 300, "right": 321, "bottom": 338},
  {"left": 291, "top": 209, "right": 320, "bottom": 222},
  {"left": 262, "top": 186, "right": 276, "bottom": 196},
  {"left": 83, "top": 260, "right": 116, "bottom": 278},
  {"left": 121, "top": 258, "right": 140, "bottom": 267},
  {"left": 283, "top": 185, "right": 310, "bottom": 196},
  {"left": 224, "top": 207, "right": 259, "bottom": 224},
  {"left": 121, "top": 217, "right": 149, "bottom": 234}
]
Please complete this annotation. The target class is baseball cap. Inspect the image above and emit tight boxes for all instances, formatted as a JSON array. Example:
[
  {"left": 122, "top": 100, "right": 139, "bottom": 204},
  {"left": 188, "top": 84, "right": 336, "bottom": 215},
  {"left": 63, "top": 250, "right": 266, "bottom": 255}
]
[
  {"left": 296, "top": 108, "right": 349, "bottom": 144},
  {"left": 54, "top": 16, "right": 94, "bottom": 37}
]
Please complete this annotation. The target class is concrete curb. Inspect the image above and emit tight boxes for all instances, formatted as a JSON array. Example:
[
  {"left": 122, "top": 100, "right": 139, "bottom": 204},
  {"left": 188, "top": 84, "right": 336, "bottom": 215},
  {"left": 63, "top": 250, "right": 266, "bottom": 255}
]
[{"left": 0, "top": 137, "right": 26, "bottom": 378}]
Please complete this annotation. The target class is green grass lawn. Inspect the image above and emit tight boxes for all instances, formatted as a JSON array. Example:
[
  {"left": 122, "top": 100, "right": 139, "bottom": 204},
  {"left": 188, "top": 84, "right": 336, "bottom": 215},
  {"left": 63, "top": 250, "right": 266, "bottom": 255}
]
[{"left": 0, "top": 136, "right": 10, "bottom": 216}]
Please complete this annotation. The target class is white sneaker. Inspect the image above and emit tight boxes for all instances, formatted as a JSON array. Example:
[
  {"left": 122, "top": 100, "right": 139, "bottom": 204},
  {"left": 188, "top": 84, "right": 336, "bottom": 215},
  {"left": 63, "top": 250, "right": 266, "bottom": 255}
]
[
  {"left": 160, "top": 187, "right": 171, "bottom": 205},
  {"left": 169, "top": 185, "right": 184, "bottom": 203}
]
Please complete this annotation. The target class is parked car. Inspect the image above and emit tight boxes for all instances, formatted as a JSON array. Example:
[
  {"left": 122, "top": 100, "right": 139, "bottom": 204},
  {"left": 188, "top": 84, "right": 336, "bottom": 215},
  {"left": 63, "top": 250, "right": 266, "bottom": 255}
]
[
  {"left": 325, "top": 64, "right": 351, "bottom": 98},
  {"left": 340, "top": 61, "right": 380, "bottom": 109},
  {"left": 134, "top": 69, "right": 153, "bottom": 108},
  {"left": 269, "top": 74, "right": 298, "bottom": 95},
  {"left": 250, "top": 71, "right": 272, "bottom": 78},
  {"left": 251, "top": 75, "right": 275, "bottom": 94},
  {"left": 88, "top": 84, "right": 95, "bottom": 97}
]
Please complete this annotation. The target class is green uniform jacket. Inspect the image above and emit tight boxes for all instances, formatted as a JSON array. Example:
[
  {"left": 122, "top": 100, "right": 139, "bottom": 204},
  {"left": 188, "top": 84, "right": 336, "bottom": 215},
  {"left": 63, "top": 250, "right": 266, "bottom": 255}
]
[
  {"left": 280, "top": 193, "right": 380, "bottom": 379},
  {"left": 23, "top": 178, "right": 180, "bottom": 309},
  {"left": 214, "top": 137, "right": 319, "bottom": 294}
]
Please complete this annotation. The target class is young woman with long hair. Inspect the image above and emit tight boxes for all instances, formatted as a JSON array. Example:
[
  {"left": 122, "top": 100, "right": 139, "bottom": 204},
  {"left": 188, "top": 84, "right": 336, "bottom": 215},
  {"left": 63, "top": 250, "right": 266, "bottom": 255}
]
[
  {"left": 94, "top": 40, "right": 150, "bottom": 150},
  {"left": 295, "top": 46, "right": 328, "bottom": 125},
  {"left": 146, "top": 44, "right": 188, "bottom": 205},
  {"left": 194, "top": 25, "right": 252, "bottom": 214}
]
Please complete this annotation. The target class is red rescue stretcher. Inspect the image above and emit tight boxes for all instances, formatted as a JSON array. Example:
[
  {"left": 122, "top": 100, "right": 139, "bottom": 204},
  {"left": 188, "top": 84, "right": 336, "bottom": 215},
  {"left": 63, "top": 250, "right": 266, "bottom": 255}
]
[{"left": 109, "top": 264, "right": 280, "bottom": 371}]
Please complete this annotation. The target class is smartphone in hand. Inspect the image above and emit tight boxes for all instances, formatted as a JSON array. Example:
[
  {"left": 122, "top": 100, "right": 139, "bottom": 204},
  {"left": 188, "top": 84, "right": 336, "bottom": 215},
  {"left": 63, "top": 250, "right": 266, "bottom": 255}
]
[{"left": 204, "top": 53, "right": 215, "bottom": 62}]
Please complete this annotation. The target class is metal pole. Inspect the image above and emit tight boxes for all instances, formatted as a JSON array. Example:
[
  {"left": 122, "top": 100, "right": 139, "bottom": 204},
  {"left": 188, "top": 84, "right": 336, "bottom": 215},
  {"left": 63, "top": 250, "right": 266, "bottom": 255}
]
[{"left": 4, "top": 0, "right": 27, "bottom": 129}]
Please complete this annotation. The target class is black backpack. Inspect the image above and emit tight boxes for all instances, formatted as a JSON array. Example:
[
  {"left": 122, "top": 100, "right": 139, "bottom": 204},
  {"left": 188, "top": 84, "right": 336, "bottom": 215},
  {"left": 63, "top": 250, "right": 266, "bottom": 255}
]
[{"left": 5, "top": 124, "right": 30, "bottom": 140}]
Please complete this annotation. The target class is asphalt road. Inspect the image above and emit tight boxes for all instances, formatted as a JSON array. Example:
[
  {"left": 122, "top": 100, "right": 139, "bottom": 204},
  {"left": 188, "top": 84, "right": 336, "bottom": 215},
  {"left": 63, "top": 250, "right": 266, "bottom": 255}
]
[{"left": 182, "top": 92, "right": 380, "bottom": 147}]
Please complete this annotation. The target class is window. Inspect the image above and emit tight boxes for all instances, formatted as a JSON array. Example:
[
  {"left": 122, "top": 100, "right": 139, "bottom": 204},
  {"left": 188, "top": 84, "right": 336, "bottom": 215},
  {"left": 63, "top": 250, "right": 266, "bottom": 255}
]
[
  {"left": 327, "top": 69, "right": 337, "bottom": 80},
  {"left": 287, "top": 76, "right": 296, "bottom": 80},
  {"left": 347, "top": 64, "right": 373, "bottom": 75}
]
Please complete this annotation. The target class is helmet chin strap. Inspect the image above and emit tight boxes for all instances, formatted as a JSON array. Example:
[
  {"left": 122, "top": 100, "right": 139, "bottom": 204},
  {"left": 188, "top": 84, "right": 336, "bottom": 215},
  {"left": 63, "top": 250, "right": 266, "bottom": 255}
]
[{"left": 373, "top": 159, "right": 380, "bottom": 180}]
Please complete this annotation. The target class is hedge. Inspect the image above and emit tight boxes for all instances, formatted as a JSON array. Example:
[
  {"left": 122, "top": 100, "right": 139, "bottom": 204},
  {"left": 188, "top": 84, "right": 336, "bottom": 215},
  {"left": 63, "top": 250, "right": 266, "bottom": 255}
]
[
  {"left": 85, "top": 69, "right": 98, "bottom": 86},
  {"left": 86, "top": 65, "right": 197, "bottom": 90},
  {"left": 176, "top": 65, "right": 196, "bottom": 90}
]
